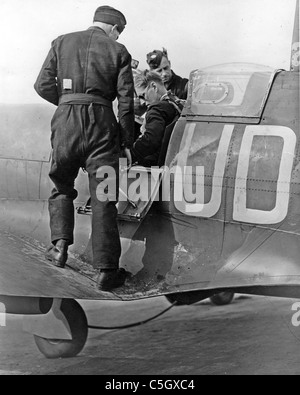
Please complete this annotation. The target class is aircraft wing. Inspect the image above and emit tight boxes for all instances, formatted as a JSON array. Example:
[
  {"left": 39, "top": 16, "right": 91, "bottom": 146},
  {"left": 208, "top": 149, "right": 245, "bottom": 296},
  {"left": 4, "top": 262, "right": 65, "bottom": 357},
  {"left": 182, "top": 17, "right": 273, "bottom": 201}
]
[{"left": 0, "top": 230, "right": 119, "bottom": 300}]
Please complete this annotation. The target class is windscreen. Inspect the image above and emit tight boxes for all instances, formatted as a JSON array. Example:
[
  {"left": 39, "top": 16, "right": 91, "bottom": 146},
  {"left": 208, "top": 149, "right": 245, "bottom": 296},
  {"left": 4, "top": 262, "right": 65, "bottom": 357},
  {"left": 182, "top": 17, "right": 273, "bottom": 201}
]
[{"left": 185, "top": 63, "right": 278, "bottom": 118}]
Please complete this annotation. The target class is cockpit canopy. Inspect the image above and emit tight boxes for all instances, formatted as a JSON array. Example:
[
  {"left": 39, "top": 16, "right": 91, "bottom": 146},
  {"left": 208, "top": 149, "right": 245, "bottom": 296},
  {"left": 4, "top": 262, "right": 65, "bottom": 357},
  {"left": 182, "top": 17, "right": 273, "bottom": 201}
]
[{"left": 184, "top": 63, "right": 279, "bottom": 120}]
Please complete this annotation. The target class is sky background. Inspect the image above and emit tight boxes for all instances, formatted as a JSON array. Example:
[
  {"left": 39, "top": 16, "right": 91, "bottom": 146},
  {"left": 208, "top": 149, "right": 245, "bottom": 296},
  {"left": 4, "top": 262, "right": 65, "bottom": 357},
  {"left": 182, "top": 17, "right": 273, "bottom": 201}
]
[{"left": 0, "top": 0, "right": 297, "bottom": 103}]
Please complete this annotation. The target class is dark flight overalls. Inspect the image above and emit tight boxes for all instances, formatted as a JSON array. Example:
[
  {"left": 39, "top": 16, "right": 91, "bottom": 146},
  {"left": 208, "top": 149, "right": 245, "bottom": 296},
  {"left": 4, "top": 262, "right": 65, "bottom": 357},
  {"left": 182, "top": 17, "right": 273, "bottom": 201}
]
[
  {"left": 166, "top": 71, "right": 189, "bottom": 100},
  {"left": 34, "top": 27, "right": 134, "bottom": 270}
]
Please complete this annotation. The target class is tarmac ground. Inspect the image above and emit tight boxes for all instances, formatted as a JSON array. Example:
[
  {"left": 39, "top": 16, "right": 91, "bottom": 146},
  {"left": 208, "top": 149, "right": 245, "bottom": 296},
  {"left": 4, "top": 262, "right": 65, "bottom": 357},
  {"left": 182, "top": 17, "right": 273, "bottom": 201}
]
[{"left": 0, "top": 294, "right": 300, "bottom": 375}]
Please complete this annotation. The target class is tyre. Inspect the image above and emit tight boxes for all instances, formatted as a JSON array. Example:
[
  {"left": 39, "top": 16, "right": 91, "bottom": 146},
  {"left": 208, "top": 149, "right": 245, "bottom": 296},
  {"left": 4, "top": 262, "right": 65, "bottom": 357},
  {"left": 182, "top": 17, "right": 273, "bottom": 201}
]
[
  {"left": 34, "top": 299, "right": 88, "bottom": 359},
  {"left": 210, "top": 292, "right": 235, "bottom": 306},
  {"left": 165, "top": 290, "right": 213, "bottom": 306}
]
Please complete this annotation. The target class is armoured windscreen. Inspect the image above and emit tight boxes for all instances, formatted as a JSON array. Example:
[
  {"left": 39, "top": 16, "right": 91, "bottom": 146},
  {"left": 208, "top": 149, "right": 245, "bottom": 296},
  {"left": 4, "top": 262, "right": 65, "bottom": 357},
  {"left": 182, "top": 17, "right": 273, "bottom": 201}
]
[{"left": 184, "top": 63, "right": 278, "bottom": 119}]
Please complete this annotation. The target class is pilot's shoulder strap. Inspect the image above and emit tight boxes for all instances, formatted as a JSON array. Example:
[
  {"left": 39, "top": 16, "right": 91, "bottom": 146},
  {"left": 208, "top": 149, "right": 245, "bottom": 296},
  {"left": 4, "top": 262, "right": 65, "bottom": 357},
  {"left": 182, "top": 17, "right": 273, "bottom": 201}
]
[{"left": 161, "top": 92, "right": 184, "bottom": 116}]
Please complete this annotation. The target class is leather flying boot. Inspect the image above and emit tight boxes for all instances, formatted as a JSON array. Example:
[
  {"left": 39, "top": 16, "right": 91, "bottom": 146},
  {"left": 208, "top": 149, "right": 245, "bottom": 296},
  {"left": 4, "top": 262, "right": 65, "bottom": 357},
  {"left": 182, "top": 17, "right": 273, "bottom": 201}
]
[
  {"left": 97, "top": 268, "right": 128, "bottom": 292},
  {"left": 45, "top": 239, "right": 69, "bottom": 268}
]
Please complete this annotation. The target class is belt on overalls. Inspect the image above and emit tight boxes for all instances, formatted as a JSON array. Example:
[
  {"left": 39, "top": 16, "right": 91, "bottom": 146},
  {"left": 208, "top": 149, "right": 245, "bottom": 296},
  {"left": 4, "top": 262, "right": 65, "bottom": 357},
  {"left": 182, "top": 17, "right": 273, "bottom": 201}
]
[{"left": 59, "top": 93, "right": 113, "bottom": 124}]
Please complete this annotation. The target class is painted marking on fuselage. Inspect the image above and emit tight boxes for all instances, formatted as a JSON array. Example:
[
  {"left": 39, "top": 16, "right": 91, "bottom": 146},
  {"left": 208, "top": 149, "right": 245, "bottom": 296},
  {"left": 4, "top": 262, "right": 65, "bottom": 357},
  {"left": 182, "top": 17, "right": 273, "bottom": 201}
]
[
  {"left": 174, "top": 123, "right": 297, "bottom": 225},
  {"left": 174, "top": 124, "right": 234, "bottom": 217},
  {"left": 233, "top": 125, "right": 297, "bottom": 225}
]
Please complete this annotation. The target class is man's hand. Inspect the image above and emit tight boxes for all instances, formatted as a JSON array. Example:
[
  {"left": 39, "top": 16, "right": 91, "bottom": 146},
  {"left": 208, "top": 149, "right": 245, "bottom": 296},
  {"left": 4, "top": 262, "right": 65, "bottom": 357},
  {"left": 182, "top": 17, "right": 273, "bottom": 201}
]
[
  {"left": 124, "top": 148, "right": 132, "bottom": 168},
  {"left": 134, "top": 98, "right": 147, "bottom": 117}
]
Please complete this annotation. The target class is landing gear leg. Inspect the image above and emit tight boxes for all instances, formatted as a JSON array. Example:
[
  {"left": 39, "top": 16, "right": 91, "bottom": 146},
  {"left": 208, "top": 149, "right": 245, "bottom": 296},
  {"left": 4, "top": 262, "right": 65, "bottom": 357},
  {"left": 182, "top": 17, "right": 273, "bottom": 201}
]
[{"left": 24, "top": 299, "right": 88, "bottom": 359}]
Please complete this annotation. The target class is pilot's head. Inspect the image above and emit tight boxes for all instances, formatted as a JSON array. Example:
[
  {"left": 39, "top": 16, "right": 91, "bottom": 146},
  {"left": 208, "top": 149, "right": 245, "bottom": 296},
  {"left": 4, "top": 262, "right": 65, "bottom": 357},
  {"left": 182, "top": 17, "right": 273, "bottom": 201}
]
[
  {"left": 134, "top": 70, "right": 167, "bottom": 105},
  {"left": 146, "top": 48, "right": 173, "bottom": 85},
  {"left": 93, "top": 5, "right": 127, "bottom": 41}
]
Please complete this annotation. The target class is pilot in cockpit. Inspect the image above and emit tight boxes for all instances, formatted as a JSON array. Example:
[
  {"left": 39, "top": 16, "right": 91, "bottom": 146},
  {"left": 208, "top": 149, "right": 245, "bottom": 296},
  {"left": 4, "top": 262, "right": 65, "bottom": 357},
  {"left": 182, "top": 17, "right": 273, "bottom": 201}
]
[{"left": 131, "top": 70, "right": 183, "bottom": 167}]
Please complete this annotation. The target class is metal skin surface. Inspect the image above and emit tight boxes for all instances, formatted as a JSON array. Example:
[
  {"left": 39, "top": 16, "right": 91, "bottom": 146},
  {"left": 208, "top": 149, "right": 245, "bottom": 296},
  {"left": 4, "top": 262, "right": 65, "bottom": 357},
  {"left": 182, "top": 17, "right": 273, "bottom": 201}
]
[
  {"left": 0, "top": 2, "right": 299, "bottom": 302},
  {"left": 0, "top": 67, "right": 299, "bottom": 302},
  {"left": 163, "top": 71, "right": 300, "bottom": 295}
]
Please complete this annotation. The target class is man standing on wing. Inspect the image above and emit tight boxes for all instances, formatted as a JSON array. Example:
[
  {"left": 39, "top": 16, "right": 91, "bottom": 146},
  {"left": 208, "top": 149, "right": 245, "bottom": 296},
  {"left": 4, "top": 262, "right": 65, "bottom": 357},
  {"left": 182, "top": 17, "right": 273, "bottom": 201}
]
[{"left": 34, "top": 6, "right": 134, "bottom": 292}]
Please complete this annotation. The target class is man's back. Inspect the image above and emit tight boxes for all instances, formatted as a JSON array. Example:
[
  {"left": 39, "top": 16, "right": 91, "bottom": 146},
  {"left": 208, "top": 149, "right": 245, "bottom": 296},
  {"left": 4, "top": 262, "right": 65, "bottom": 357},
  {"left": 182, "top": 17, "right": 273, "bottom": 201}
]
[
  {"left": 35, "top": 27, "right": 132, "bottom": 103},
  {"left": 35, "top": 25, "right": 134, "bottom": 149}
]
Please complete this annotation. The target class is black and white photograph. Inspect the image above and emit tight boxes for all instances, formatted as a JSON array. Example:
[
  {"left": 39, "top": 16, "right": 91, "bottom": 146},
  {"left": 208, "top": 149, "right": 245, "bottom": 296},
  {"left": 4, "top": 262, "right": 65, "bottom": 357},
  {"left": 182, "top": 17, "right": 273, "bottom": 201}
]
[{"left": 0, "top": 0, "right": 299, "bottom": 378}]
